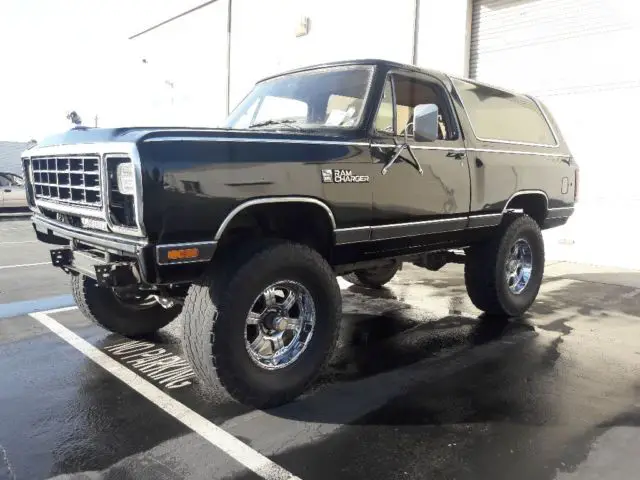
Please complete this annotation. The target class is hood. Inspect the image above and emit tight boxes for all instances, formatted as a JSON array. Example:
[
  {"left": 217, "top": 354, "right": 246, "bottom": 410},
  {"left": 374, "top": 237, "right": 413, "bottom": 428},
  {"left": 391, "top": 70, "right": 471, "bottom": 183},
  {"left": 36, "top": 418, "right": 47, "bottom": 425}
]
[
  {"left": 32, "top": 126, "right": 229, "bottom": 149},
  {"left": 29, "top": 125, "right": 365, "bottom": 152}
]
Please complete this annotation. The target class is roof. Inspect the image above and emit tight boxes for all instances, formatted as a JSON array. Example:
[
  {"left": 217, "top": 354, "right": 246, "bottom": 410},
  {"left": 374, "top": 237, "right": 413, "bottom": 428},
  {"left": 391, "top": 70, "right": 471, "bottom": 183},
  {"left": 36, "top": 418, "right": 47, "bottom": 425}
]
[
  {"left": 258, "top": 58, "right": 451, "bottom": 84},
  {"left": 0, "top": 141, "right": 29, "bottom": 175}
]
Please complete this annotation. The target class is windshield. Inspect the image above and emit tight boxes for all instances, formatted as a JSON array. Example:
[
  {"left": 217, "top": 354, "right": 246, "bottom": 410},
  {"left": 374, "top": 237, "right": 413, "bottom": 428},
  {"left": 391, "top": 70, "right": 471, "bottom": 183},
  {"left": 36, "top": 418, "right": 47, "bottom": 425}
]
[{"left": 224, "top": 66, "right": 374, "bottom": 130}]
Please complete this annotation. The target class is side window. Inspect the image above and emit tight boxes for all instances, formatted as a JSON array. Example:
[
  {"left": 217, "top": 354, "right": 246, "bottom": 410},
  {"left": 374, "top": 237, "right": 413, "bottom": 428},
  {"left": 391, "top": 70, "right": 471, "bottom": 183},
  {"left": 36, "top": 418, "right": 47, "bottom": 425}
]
[
  {"left": 453, "top": 78, "right": 556, "bottom": 145},
  {"left": 253, "top": 96, "right": 309, "bottom": 124},
  {"left": 392, "top": 74, "right": 455, "bottom": 141},
  {"left": 0, "top": 175, "right": 10, "bottom": 187},
  {"left": 373, "top": 78, "right": 394, "bottom": 134}
]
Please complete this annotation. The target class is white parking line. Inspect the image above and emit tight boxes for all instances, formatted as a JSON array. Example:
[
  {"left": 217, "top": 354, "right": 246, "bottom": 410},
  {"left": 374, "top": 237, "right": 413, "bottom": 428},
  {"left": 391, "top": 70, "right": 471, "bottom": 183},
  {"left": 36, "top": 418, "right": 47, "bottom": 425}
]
[
  {"left": 41, "top": 305, "right": 78, "bottom": 315},
  {"left": 29, "top": 311, "right": 299, "bottom": 480},
  {"left": 0, "top": 262, "right": 49, "bottom": 270}
]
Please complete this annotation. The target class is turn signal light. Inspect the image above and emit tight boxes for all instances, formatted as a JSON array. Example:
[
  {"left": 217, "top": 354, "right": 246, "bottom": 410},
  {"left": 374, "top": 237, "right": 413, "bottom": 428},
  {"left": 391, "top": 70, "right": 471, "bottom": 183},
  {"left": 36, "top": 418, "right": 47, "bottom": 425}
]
[{"left": 167, "top": 248, "right": 200, "bottom": 261}]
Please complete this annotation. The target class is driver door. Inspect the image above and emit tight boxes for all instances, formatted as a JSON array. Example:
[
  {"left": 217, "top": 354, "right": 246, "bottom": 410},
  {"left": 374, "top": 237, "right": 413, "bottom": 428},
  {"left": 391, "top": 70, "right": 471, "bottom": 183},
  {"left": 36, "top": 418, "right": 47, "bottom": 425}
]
[{"left": 370, "top": 71, "right": 470, "bottom": 240}]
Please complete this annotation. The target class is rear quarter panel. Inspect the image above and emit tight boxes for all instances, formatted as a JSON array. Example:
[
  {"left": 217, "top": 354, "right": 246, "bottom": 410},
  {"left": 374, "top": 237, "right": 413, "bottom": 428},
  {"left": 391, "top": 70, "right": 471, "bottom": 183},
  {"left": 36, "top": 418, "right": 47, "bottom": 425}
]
[{"left": 449, "top": 86, "right": 577, "bottom": 213}]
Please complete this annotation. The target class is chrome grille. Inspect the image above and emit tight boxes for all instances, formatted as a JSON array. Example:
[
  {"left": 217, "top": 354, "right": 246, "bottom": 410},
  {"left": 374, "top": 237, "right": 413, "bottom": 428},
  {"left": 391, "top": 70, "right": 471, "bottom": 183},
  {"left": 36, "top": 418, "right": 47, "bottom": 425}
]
[{"left": 31, "top": 155, "right": 102, "bottom": 207}]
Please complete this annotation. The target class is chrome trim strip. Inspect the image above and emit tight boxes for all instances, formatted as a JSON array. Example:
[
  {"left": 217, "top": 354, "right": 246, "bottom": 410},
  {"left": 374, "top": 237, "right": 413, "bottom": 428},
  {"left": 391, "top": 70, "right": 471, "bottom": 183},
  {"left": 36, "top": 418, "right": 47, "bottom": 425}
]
[
  {"left": 468, "top": 148, "right": 569, "bottom": 158},
  {"left": 214, "top": 197, "right": 337, "bottom": 242},
  {"left": 548, "top": 207, "right": 574, "bottom": 212},
  {"left": 143, "top": 137, "right": 371, "bottom": 147},
  {"left": 334, "top": 217, "right": 470, "bottom": 242},
  {"left": 372, "top": 222, "right": 467, "bottom": 241},
  {"left": 23, "top": 142, "right": 145, "bottom": 238},
  {"left": 468, "top": 213, "right": 502, "bottom": 219},
  {"left": 158, "top": 240, "right": 218, "bottom": 248},
  {"left": 546, "top": 206, "right": 575, "bottom": 218},
  {"left": 144, "top": 136, "right": 568, "bottom": 157},
  {"left": 334, "top": 225, "right": 371, "bottom": 232},
  {"left": 467, "top": 213, "right": 502, "bottom": 229},
  {"left": 380, "top": 67, "right": 465, "bottom": 141},
  {"left": 156, "top": 241, "right": 217, "bottom": 265},
  {"left": 449, "top": 77, "right": 560, "bottom": 148},
  {"left": 371, "top": 144, "right": 466, "bottom": 152},
  {"left": 334, "top": 226, "right": 371, "bottom": 245},
  {"left": 104, "top": 152, "right": 146, "bottom": 237},
  {"left": 503, "top": 190, "right": 549, "bottom": 212},
  {"left": 157, "top": 258, "right": 215, "bottom": 265},
  {"left": 529, "top": 95, "right": 561, "bottom": 146},
  {"left": 370, "top": 216, "right": 465, "bottom": 230},
  {"left": 33, "top": 214, "right": 147, "bottom": 254},
  {"left": 34, "top": 199, "right": 105, "bottom": 219}
]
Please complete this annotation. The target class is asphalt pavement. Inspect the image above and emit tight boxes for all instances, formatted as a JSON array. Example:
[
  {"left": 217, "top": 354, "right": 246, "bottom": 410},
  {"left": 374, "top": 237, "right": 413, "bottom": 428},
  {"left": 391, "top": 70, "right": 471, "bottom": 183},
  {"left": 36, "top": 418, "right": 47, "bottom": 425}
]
[{"left": 1, "top": 219, "right": 639, "bottom": 480}]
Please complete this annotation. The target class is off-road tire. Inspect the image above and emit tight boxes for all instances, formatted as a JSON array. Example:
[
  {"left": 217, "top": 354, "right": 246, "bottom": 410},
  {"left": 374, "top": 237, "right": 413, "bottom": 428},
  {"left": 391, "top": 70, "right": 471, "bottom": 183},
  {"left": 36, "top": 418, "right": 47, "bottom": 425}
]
[
  {"left": 464, "top": 214, "right": 544, "bottom": 317},
  {"left": 181, "top": 240, "right": 341, "bottom": 408},
  {"left": 343, "top": 260, "right": 401, "bottom": 288},
  {"left": 71, "top": 275, "right": 180, "bottom": 337}
]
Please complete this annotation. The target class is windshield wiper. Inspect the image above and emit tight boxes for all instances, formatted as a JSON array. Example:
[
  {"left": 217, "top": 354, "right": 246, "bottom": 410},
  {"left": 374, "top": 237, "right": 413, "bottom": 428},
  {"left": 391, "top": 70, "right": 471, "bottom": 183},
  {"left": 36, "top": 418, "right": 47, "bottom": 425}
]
[{"left": 249, "top": 119, "right": 301, "bottom": 130}]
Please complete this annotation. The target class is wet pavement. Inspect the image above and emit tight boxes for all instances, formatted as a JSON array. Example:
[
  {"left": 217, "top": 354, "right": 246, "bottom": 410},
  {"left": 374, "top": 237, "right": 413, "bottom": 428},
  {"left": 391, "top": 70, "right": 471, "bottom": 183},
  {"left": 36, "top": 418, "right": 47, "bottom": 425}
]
[{"left": 1, "top": 220, "right": 639, "bottom": 480}]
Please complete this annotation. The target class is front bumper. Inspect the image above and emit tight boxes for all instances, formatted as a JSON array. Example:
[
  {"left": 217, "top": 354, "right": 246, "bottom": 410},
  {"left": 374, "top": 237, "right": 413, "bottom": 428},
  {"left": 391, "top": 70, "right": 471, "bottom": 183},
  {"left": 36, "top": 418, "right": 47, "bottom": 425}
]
[
  {"left": 32, "top": 213, "right": 215, "bottom": 286},
  {"left": 32, "top": 213, "right": 148, "bottom": 256},
  {"left": 32, "top": 213, "right": 152, "bottom": 286}
]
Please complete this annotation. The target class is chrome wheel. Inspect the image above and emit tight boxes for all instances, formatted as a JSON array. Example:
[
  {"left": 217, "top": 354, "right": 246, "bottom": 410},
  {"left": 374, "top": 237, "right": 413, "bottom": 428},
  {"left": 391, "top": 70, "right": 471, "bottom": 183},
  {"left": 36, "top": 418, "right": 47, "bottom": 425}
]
[
  {"left": 505, "top": 238, "right": 533, "bottom": 294},
  {"left": 244, "top": 280, "right": 316, "bottom": 370}
]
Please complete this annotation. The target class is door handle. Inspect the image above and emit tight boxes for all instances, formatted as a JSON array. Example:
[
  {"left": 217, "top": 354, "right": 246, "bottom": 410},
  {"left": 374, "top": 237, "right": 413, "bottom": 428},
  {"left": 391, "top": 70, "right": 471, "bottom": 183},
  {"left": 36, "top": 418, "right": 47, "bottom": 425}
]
[
  {"left": 446, "top": 151, "right": 465, "bottom": 160},
  {"left": 3, "top": 188, "right": 11, "bottom": 193}
]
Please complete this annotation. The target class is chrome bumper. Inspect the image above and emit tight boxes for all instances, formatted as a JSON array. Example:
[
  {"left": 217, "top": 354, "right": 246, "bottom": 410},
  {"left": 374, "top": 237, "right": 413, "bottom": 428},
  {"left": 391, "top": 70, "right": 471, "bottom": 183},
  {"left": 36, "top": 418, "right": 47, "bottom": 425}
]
[{"left": 32, "top": 214, "right": 148, "bottom": 256}]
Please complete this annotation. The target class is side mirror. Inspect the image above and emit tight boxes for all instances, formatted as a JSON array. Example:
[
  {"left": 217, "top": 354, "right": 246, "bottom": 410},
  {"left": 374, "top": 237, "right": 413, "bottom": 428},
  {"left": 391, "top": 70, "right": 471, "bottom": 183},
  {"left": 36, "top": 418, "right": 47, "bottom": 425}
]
[{"left": 413, "top": 103, "right": 439, "bottom": 142}]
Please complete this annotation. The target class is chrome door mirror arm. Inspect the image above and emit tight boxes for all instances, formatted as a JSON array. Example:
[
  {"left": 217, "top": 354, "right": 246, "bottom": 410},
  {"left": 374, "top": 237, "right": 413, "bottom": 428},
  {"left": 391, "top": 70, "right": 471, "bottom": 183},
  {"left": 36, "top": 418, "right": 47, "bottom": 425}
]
[{"left": 381, "top": 123, "right": 423, "bottom": 176}]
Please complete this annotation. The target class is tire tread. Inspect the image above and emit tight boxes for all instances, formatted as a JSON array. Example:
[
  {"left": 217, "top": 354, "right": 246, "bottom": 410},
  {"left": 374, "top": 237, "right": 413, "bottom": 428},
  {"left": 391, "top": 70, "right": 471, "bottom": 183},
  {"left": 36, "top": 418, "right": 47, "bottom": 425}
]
[
  {"left": 182, "top": 239, "right": 341, "bottom": 408},
  {"left": 464, "top": 214, "right": 544, "bottom": 316}
]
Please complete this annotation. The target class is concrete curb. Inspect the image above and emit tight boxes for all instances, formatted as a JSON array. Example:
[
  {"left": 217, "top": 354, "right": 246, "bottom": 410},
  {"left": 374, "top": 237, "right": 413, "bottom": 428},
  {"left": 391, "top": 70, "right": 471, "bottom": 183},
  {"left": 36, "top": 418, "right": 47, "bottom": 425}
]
[
  {"left": 0, "top": 210, "right": 33, "bottom": 218},
  {"left": 0, "top": 211, "right": 31, "bottom": 221}
]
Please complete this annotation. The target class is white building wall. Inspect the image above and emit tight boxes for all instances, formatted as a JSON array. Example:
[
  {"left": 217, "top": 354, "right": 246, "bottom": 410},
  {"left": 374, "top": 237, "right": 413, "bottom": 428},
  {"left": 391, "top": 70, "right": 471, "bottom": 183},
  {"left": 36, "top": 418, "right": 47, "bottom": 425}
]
[
  {"left": 416, "top": 0, "right": 471, "bottom": 76},
  {"left": 123, "top": 0, "right": 472, "bottom": 125},
  {"left": 229, "top": 0, "right": 417, "bottom": 109},
  {"left": 127, "top": 1, "right": 229, "bottom": 127}
]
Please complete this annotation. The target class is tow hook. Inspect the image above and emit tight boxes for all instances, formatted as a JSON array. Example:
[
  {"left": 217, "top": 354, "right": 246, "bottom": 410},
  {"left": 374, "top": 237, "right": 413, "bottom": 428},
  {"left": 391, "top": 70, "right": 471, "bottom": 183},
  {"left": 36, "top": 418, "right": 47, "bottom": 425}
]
[{"left": 153, "top": 295, "right": 178, "bottom": 309}]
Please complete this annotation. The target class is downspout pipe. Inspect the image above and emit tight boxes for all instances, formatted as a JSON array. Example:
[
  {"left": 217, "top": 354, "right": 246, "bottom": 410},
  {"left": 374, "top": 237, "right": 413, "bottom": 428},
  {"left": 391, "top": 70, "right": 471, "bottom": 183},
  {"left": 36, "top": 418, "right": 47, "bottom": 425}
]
[
  {"left": 412, "top": 0, "right": 420, "bottom": 65},
  {"left": 225, "top": 0, "right": 232, "bottom": 116}
]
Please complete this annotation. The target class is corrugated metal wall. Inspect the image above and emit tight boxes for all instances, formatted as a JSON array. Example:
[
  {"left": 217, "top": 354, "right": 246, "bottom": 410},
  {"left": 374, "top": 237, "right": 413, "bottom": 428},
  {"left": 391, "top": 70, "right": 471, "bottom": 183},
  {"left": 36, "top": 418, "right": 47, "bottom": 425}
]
[{"left": 469, "top": 0, "right": 640, "bottom": 267}]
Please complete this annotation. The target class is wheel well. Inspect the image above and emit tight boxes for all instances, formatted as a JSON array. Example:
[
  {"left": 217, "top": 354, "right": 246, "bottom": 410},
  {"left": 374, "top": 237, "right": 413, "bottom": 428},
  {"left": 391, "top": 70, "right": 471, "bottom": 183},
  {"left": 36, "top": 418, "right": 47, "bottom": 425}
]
[
  {"left": 504, "top": 193, "right": 548, "bottom": 226},
  {"left": 216, "top": 202, "right": 334, "bottom": 258}
]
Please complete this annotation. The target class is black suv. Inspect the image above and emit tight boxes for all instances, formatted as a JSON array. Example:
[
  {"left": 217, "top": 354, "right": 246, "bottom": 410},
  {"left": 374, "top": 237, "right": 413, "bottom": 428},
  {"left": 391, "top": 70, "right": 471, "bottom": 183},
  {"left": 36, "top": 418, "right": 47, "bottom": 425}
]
[{"left": 22, "top": 59, "right": 578, "bottom": 407}]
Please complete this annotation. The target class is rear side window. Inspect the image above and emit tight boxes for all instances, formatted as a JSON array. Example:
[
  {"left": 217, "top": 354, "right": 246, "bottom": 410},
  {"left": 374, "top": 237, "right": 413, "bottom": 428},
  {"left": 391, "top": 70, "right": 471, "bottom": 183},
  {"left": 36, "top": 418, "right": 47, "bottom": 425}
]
[{"left": 453, "top": 78, "right": 556, "bottom": 146}]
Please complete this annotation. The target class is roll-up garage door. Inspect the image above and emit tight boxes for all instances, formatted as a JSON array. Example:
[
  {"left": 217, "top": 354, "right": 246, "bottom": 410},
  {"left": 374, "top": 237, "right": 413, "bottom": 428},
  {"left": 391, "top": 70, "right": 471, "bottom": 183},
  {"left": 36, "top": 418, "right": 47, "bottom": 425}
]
[{"left": 470, "top": 0, "right": 640, "bottom": 268}]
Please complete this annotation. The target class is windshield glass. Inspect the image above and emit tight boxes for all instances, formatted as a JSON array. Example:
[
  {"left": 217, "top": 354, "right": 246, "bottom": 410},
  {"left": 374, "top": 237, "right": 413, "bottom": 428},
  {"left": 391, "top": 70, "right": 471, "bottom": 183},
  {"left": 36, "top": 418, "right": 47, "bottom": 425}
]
[{"left": 224, "top": 66, "right": 374, "bottom": 130}]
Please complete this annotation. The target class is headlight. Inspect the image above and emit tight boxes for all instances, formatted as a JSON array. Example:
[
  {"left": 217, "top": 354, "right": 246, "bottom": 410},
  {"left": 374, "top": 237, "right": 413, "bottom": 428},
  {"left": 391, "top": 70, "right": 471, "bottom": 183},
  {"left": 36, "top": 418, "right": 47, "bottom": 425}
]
[{"left": 116, "top": 162, "right": 135, "bottom": 195}]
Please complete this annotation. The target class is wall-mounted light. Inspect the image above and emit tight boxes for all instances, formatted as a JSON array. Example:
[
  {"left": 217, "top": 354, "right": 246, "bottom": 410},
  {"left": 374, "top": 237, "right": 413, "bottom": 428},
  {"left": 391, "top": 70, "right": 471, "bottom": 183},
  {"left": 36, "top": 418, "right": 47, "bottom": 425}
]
[{"left": 296, "top": 16, "right": 310, "bottom": 37}]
